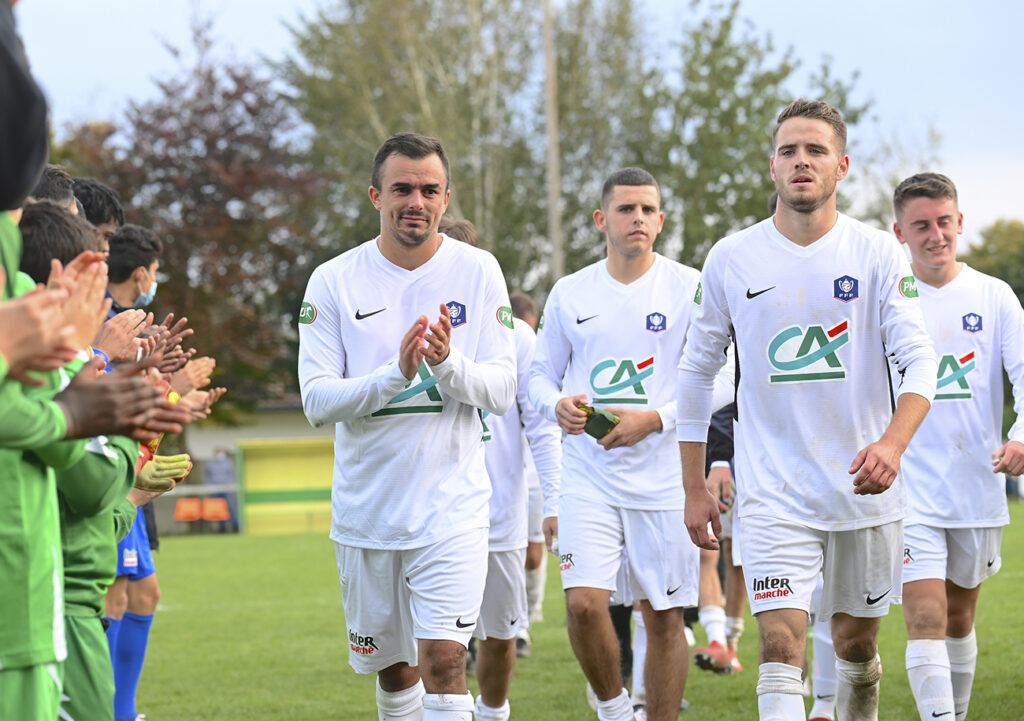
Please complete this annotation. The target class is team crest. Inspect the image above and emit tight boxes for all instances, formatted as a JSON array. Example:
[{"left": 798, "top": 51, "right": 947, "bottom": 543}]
[
  {"left": 447, "top": 301, "right": 467, "bottom": 328},
  {"left": 833, "top": 275, "right": 859, "bottom": 303},
  {"left": 962, "top": 313, "right": 983, "bottom": 333},
  {"left": 646, "top": 312, "right": 667, "bottom": 333}
]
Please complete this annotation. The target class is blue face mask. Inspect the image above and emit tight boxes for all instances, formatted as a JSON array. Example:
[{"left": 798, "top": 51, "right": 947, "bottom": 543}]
[{"left": 135, "top": 274, "right": 158, "bottom": 308}]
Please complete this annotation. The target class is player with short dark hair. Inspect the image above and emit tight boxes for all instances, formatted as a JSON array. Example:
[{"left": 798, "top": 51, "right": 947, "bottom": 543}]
[
  {"left": 18, "top": 200, "right": 102, "bottom": 284},
  {"left": 31, "top": 164, "right": 78, "bottom": 213},
  {"left": 530, "top": 167, "right": 729, "bottom": 721},
  {"left": 299, "top": 132, "right": 516, "bottom": 720},
  {"left": 892, "top": 172, "right": 1024, "bottom": 720},
  {"left": 73, "top": 176, "right": 125, "bottom": 241},
  {"left": 678, "top": 99, "right": 938, "bottom": 721}
]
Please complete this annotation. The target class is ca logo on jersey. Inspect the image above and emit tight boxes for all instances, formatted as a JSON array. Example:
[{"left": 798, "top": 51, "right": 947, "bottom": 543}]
[
  {"left": 589, "top": 357, "right": 654, "bottom": 404},
  {"left": 768, "top": 321, "right": 850, "bottom": 383},
  {"left": 935, "top": 351, "right": 976, "bottom": 400},
  {"left": 371, "top": 362, "right": 443, "bottom": 417},
  {"left": 481, "top": 410, "right": 492, "bottom": 441}
]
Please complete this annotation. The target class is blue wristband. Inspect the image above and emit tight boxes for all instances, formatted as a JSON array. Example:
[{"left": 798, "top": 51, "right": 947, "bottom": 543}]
[{"left": 92, "top": 348, "right": 110, "bottom": 372}]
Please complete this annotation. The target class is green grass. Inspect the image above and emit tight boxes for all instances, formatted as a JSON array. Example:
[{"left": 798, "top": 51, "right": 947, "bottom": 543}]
[{"left": 141, "top": 503, "right": 1024, "bottom": 720}]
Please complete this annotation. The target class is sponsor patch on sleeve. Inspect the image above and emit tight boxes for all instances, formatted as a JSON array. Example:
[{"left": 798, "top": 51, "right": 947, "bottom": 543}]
[
  {"left": 299, "top": 301, "right": 317, "bottom": 325},
  {"left": 693, "top": 282, "right": 703, "bottom": 305},
  {"left": 496, "top": 305, "right": 514, "bottom": 329},
  {"left": 899, "top": 276, "right": 919, "bottom": 298}
]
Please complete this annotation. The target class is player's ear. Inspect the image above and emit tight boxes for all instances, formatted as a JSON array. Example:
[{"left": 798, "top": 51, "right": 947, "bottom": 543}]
[
  {"left": 368, "top": 185, "right": 382, "bottom": 210},
  {"left": 593, "top": 208, "right": 607, "bottom": 233}
]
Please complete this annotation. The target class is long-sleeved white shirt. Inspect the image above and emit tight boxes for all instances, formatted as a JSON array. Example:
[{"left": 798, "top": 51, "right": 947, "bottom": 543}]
[
  {"left": 899, "top": 264, "right": 1024, "bottom": 528},
  {"left": 298, "top": 235, "right": 516, "bottom": 549},
  {"left": 677, "top": 214, "right": 937, "bottom": 531},
  {"left": 530, "top": 254, "right": 703, "bottom": 511}
]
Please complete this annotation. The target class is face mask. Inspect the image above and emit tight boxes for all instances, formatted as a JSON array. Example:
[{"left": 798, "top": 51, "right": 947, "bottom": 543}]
[{"left": 135, "top": 272, "right": 158, "bottom": 308}]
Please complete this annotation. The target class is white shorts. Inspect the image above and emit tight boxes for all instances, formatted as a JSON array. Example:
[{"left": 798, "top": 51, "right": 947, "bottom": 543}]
[
  {"left": 474, "top": 548, "right": 529, "bottom": 641},
  {"left": 729, "top": 509, "right": 743, "bottom": 566},
  {"left": 740, "top": 516, "right": 902, "bottom": 620},
  {"left": 335, "top": 528, "right": 488, "bottom": 674},
  {"left": 557, "top": 495, "right": 698, "bottom": 610},
  {"left": 527, "top": 484, "right": 545, "bottom": 544},
  {"left": 902, "top": 523, "right": 1002, "bottom": 589}
]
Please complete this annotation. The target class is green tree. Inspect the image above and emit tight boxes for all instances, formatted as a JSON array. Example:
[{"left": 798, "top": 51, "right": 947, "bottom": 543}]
[
  {"left": 57, "top": 22, "right": 321, "bottom": 409},
  {"left": 279, "top": 0, "right": 543, "bottom": 284}
]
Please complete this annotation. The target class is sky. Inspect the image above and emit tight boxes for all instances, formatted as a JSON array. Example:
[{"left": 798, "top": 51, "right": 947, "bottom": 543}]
[{"left": 15, "top": 0, "right": 1024, "bottom": 241}]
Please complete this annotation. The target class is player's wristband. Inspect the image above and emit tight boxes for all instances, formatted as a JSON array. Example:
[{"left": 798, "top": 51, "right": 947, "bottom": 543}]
[{"left": 91, "top": 348, "right": 110, "bottom": 372}]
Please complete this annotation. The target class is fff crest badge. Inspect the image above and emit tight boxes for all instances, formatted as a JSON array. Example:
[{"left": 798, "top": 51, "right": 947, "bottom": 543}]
[
  {"left": 646, "top": 311, "right": 667, "bottom": 333},
  {"left": 962, "top": 313, "right": 983, "bottom": 333},
  {"left": 833, "top": 275, "right": 859, "bottom": 303},
  {"left": 447, "top": 301, "right": 467, "bottom": 328}
]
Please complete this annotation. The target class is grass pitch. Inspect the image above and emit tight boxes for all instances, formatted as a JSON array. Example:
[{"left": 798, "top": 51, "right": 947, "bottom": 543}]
[{"left": 141, "top": 503, "right": 1024, "bottom": 719}]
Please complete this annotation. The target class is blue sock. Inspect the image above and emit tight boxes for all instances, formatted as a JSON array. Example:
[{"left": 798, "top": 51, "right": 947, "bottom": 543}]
[
  {"left": 113, "top": 612, "right": 153, "bottom": 721},
  {"left": 105, "top": 616, "right": 121, "bottom": 659}
]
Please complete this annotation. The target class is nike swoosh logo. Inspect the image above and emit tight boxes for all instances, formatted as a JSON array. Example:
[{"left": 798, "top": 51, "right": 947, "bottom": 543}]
[
  {"left": 987, "top": 559, "right": 996, "bottom": 567},
  {"left": 865, "top": 587, "right": 891, "bottom": 605},
  {"left": 746, "top": 286, "right": 775, "bottom": 299},
  {"left": 510, "top": 617, "right": 519, "bottom": 625},
  {"left": 455, "top": 617, "right": 475, "bottom": 629},
  {"left": 815, "top": 694, "right": 834, "bottom": 701},
  {"left": 666, "top": 585, "right": 681, "bottom": 595},
  {"left": 355, "top": 308, "right": 386, "bottom": 320},
  {"left": 577, "top": 314, "right": 599, "bottom": 324},
  {"left": 932, "top": 712, "right": 952, "bottom": 718}
]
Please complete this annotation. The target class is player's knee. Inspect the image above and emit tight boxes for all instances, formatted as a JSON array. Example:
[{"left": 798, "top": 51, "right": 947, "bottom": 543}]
[
  {"left": 420, "top": 640, "right": 467, "bottom": 690},
  {"left": 833, "top": 634, "right": 877, "bottom": 663},
  {"left": 525, "top": 543, "right": 543, "bottom": 570},
  {"left": 906, "top": 602, "right": 947, "bottom": 638},
  {"left": 564, "top": 591, "right": 606, "bottom": 626},
  {"left": 945, "top": 605, "right": 975, "bottom": 637},
  {"left": 127, "top": 577, "right": 161, "bottom": 614},
  {"left": 759, "top": 625, "right": 800, "bottom": 663}
]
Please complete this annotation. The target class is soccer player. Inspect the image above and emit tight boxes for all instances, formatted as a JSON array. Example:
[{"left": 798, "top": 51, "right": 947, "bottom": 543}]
[
  {"left": 892, "top": 172, "right": 1024, "bottom": 720},
  {"left": 298, "top": 133, "right": 516, "bottom": 721},
  {"left": 530, "top": 167, "right": 729, "bottom": 721},
  {"left": 678, "top": 99, "right": 938, "bottom": 721}
]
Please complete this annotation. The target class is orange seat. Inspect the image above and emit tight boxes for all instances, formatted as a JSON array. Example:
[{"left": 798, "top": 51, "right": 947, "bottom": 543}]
[
  {"left": 201, "top": 497, "right": 231, "bottom": 522},
  {"left": 174, "top": 497, "right": 201, "bottom": 522}
]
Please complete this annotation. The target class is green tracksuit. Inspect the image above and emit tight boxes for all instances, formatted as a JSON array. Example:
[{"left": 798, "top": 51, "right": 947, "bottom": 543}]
[
  {"left": 57, "top": 435, "right": 139, "bottom": 721},
  {"left": 0, "top": 211, "right": 86, "bottom": 716}
]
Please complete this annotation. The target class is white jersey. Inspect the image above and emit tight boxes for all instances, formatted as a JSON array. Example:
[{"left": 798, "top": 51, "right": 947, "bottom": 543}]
[
  {"left": 529, "top": 254, "right": 701, "bottom": 511},
  {"left": 898, "top": 264, "right": 1024, "bottom": 528},
  {"left": 677, "top": 214, "right": 937, "bottom": 531},
  {"left": 298, "top": 235, "right": 516, "bottom": 549},
  {"left": 482, "top": 318, "right": 561, "bottom": 551}
]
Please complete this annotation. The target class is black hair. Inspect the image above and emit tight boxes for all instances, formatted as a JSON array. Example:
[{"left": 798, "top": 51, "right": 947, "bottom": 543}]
[
  {"left": 32, "top": 164, "right": 75, "bottom": 207},
  {"left": 600, "top": 167, "right": 659, "bottom": 208},
  {"left": 371, "top": 132, "right": 450, "bottom": 192},
  {"left": 72, "top": 177, "right": 125, "bottom": 227},
  {"left": 107, "top": 224, "right": 162, "bottom": 283},
  {"left": 18, "top": 200, "right": 101, "bottom": 284}
]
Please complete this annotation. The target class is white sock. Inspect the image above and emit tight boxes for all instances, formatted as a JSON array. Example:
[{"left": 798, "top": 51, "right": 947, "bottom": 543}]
[
  {"left": 474, "top": 696, "right": 510, "bottom": 721},
  {"left": 631, "top": 610, "right": 647, "bottom": 706},
  {"left": 725, "top": 615, "right": 745, "bottom": 647},
  {"left": 906, "top": 639, "right": 954, "bottom": 721},
  {"left": 698, "top": 605, "right": 727, "bottom": 646},
  {"left": 526, "top": 555, "right": 546, "bottom": 624},
  {"left": 835, "top": 655, "right": 882, "bottom": 721},
  {"left": 376, "top": 679, "right": 425, "bottom": 721},
  {"left": 596, "top": 688, "right": 634, "bottom": 721},
  {"left": 422, "top": 692, "right": 474, "bottom": 720},
  {"left": 810, "top": 615, "right": 836, "bottom": 719},
  {"left": 756, "top": 662, "right": 806, "bottom": 720},
  {"left": 946, "top": 629, "right": 977, "bottom": 718}
]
